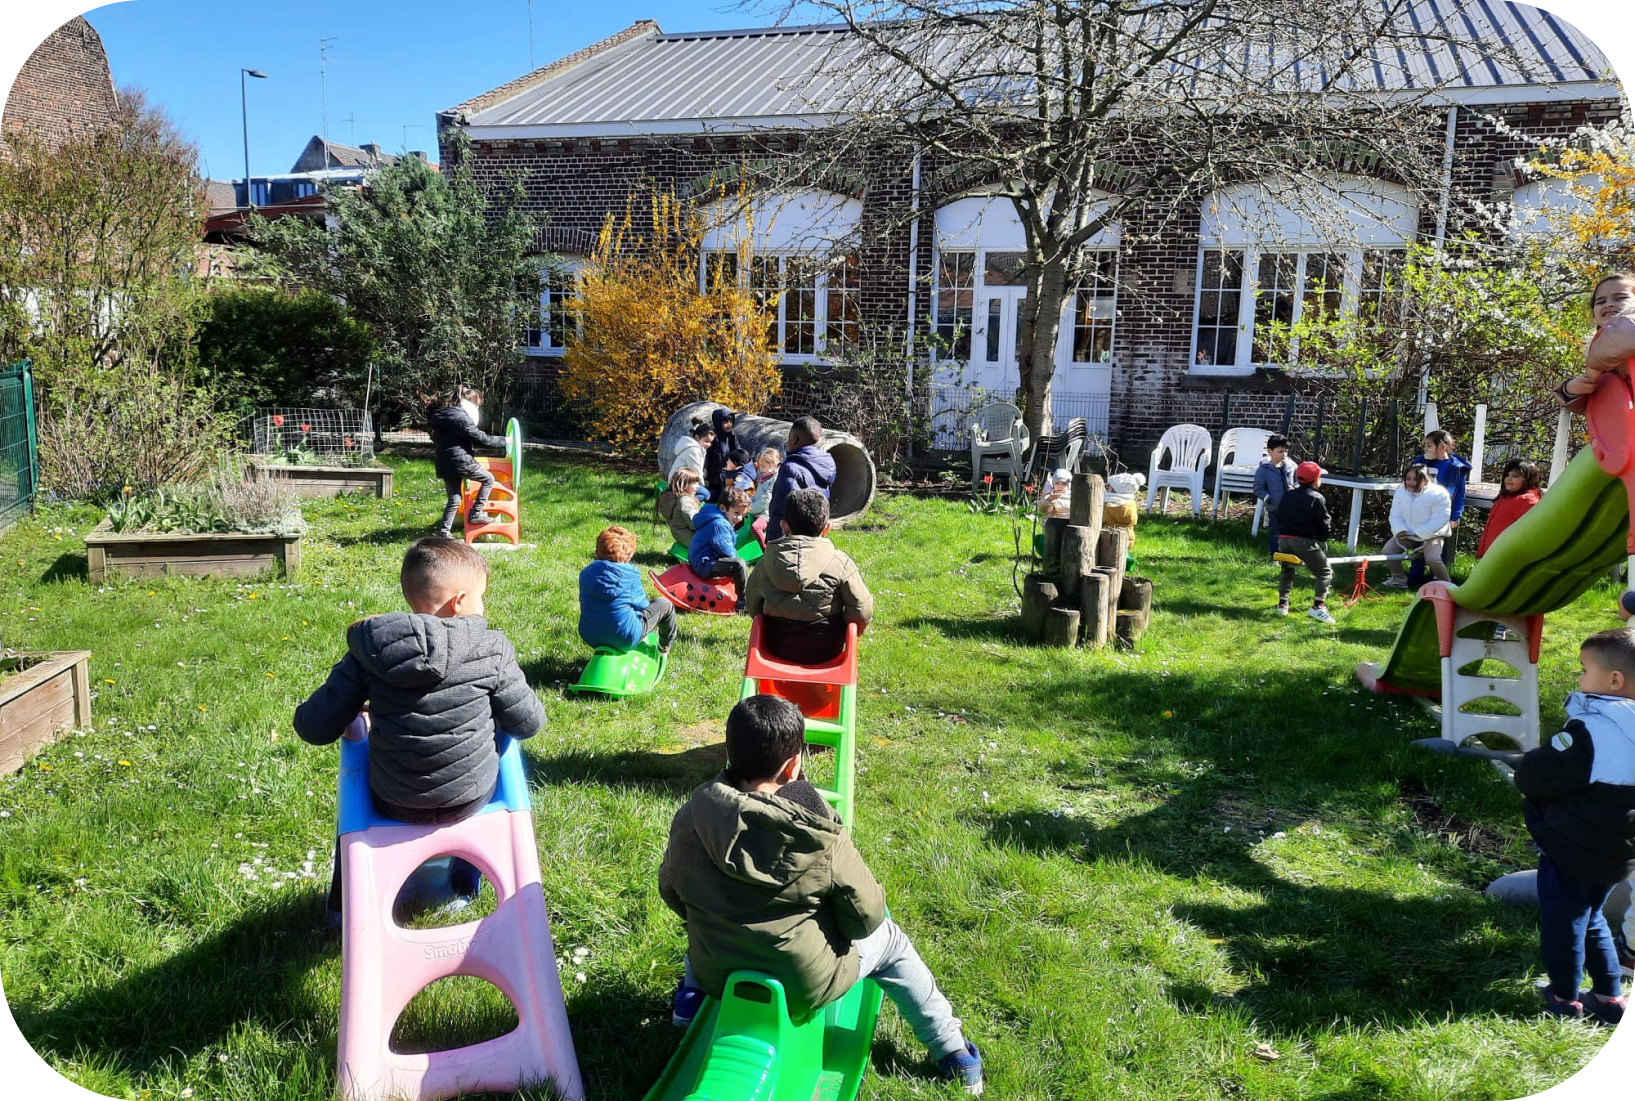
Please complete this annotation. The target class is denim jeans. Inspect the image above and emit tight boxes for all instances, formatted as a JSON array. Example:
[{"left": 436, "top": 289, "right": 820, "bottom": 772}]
[
  {"left": 1537, "top": 853, "right": 1623, "bottom": 999},
  {"left": 682, "top": 916, "right": 965, "bottom": 1060}
]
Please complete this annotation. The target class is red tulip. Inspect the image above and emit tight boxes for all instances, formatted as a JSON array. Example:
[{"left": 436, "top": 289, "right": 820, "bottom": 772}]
[
  {"left": 300, "top": 423, "right": 310, "bottom": 433},
  {"left": 343, "top": 437, "right": 354, "bottom": 447},
  {"left": 272, "top": 415, "right": 284, "bottom": 426},
  {"left": 983, "top": 474, "right": 994, "bottom": 485}
]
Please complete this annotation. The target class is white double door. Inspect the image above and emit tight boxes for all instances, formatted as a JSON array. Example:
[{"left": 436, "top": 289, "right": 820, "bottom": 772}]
[{"left": 963, "top": 282, "right": 1110, "bottom": 433}]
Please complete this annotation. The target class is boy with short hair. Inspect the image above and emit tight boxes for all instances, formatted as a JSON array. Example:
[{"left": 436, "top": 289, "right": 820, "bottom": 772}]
[
  {"left": 1275, "top": 461, "right": 1336, "bottom": 623},
  {"left": 295, "top": 537, "right": 545, "bottom": 821},
  {"left": 1254, "top": 434, "right": 1298, "bottom": 556},
  {"left": 689, "top": 485, "right": 753, "bottom": 611},
  {"left": 429, "top": 386, "right": 509, "bottom": 538},
  {"left": 579, "top": 525, "right": 677, "bottom": 653},
  {"left": 767, "top": 416, "right": 836, "bottom": 542},
  {"left": 658, "top": 694, "right": 983, "bottom": 1093},
  {"left": 1515, "top": 627, "right": 1635, "bottom": 1025},
  {"left": 745, "top": 487, "right": 873, "bottom": 664}
]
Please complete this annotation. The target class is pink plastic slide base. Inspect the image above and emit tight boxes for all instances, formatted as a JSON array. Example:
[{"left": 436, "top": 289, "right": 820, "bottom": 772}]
[{"left": 337, "top": 809, "right": 584, "bottom": 1101}]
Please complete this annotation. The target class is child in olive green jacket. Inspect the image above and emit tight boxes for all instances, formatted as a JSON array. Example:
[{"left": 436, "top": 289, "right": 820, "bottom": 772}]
[{"left": 657, "top": 695, "right": 983, "bottom": 1093}]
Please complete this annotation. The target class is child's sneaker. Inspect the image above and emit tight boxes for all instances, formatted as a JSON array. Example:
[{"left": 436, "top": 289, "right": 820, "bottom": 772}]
[
  {"left": 1381, "top": 577, "right": 1409, "bottom": 590},
  {"left": 1580, "top": 990, "right": 1626, "bottom": 1027},
  {"left": 671, "top": 979, "right": 704, "bottom": 1029},
  {"left": 937, "top": 1040, "right": 984, "bottom": 1095},
  {"left": 1274, "top": 601, "right": 1290, "bottom": 616},
  {"left": 1541, "top": 987, "right": 1584, "bottom": 1020},
  {"left": 467, "top": 511, "right": 500, "bottom": 526},
  {"left": 433, "top": 526, "right": 453, "bottom": 540},
  {"left": 1307, "top": 603, "right": 1336, "bottom": 624}
]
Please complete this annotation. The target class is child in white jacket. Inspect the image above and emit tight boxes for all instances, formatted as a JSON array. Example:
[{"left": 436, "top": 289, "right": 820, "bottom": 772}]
[{"left": 1384, "top": 463, "right": 1453, "bottom": 586}]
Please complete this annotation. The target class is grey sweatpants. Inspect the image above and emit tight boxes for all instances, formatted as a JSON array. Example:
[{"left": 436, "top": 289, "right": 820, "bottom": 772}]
[
  {"left": 1278, "top": 536, "right": 1332, "bottom": 604},
  {"left": 681, "top": 916, "right": 965, "bottom": 1059},
  {"left": 1384, "top": 534, "right": 1451, "bottom": 582}
]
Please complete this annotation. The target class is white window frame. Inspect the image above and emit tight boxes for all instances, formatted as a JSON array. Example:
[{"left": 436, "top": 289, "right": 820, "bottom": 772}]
[
  {"left": 927, "top": 246, "right": 1120, "bottom": 366},
  {"left": 699, "top": 250, "right": 858, "bottom": 365},
  {"left": 1187, "top": 246, "right": 1407, "bottom": 375},
  {"left": 522, "top": 260, "right": 581, "bottom": 357}
]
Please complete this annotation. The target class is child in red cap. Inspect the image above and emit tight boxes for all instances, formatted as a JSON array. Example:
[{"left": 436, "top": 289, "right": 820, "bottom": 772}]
[{"left": 1274, "top": 462, "right": 1336, "bottom": 623}]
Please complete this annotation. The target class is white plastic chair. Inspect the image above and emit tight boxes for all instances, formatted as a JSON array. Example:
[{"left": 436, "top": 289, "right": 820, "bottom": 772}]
[
  {"left": 1212, "top": 427, "right": 1271, "bottom": 519},
  {"left": 1145, "top": 424, "right": 1213, "bottom": 517},
  {"left": 968, "top": 402, "right": 1030, "bottom": 487}
]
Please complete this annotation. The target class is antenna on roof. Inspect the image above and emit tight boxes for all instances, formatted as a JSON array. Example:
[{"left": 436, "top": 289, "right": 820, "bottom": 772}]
[
  {"left": 320, "top": 37, "right": 339, "bottom": 166},
  {"left": 343, "top": 111, "right": 355, "bottom": 147},
  {"left": 528, "top": 1, "right": 536, "bottom": 71}
]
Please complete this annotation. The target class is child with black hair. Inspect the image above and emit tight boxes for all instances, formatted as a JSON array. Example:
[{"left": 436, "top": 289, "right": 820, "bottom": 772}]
[
  {"left": 1515, "top": 627, "right": 1635, "bottom": 1025},
  {"left": 669, "top": 420, "right": 716, "bottom": 482},
  {"left": 744, "top": 487, "right": 873, "bottom": 664},
  {"left": 689, "top": 485, "right": 753, "bottom": 611},
  {"left": 429, "top": 385, "right": 508, "bottom": 539},
  {"left": 1476, "top": 459, "right": 1542, "bottom": 559},
  {"left": 725, "top": 448, "right": 757, "bottom": 495},
  {"left": 703, "top": 408, "right": 741, "bottom": 498},
  {"left": 1253, "top": 434, "right": 1297, "bottom": 557},
  {"left": 658, "top": 694, "right": 983, "bottom": 1093}
]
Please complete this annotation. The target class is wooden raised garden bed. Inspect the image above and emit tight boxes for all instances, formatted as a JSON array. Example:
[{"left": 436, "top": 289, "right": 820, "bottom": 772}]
[
  {"left": 249, "top": 461, "right": 392, "bottom": 499},
  {"left": 83, "top": 520, "right": 301, "bottom": 582},
  {"left": 0, "top": 651, "right": 91, "bottom": 774}
]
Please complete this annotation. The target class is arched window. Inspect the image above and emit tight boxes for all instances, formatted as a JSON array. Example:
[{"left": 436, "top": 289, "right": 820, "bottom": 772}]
[
  {"left": 1192, "top": 174, "right": 1419, "bottom": 374},
  {"left": 698, "top": 188, "right": 862, "bottom": 361},
  {"left": 1509, "top": 176, "right": 1599, "bottom": 240}
]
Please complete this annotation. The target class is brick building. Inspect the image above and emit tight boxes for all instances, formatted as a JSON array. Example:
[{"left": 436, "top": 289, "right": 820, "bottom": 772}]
[
  {"left": 1, "top": 16, "right": 119, "bottom": 156},
  {"left": 439, "top": 9, "right": 1625, "bottom": 458}
]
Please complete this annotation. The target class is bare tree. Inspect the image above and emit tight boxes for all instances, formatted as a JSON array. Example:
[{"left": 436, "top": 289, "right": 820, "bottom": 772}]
[{"left": 745, "top": 0, "right": 1543, "bottom": 437}]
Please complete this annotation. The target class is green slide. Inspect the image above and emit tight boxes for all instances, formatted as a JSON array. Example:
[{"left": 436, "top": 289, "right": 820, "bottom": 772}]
[{"left": 1364, "top": 447, "right": 1629, "bottom": 695}]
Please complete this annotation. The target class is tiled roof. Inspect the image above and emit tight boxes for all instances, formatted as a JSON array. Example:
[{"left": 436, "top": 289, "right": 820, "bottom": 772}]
[
  {"left": 454, "top": 4, "right": 1617, "bottom": 135},
  {"left": 203, "top": 178, "right": 238, "bottom": 213}
]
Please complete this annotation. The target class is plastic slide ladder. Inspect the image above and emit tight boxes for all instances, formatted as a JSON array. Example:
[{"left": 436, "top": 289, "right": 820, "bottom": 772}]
[{"left": 460, "top": 419, "right": 524, "bottom": 546}]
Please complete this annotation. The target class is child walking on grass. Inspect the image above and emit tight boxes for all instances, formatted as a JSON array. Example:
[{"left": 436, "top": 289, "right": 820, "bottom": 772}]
[
  {"left": 1274, "top": 461, "right": 1335, "bottom": 623},
  {"left": 1516, "top": 627, "right": 1635, "bottom": 1026},
  {"left": 659, "top": 694, "right": 984, "bottom": 1093},
  {"left": 579, "top": 525, "right": 676, "bottom": 653}
]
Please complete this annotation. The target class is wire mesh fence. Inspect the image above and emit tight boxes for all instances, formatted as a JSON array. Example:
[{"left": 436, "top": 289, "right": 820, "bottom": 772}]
[
  {"left": 0, "top": 361, "right": 38, "bottom": 532},
  {"left": 242, "top": 407, "right": 376, "bottom": 466},
  {"left": 922, "top": 385, "right": 1111, "bottom": 450}
]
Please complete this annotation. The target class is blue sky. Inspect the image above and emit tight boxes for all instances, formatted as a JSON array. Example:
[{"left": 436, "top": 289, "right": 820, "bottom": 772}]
[{"left": 85, "top": 0, "right": 767, "bottom": 182}]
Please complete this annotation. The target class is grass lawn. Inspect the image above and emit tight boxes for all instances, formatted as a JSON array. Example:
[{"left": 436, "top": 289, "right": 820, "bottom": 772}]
[{"left": 0, "top": 452, "right": 1618, "bottom": 1100}]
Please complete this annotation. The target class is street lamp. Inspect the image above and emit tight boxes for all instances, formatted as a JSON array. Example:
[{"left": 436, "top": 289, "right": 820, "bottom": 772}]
[{"left": 241, "top": 68, "right": 268, "bottom": 209}]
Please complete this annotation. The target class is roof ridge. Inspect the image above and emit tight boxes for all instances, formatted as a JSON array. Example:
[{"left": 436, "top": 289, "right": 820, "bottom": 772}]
[
  {"left": 444, "top": 19, "right": 661, "bottom": 119},
  {"left": 653, "top": 22, "right": 853, "bottom": 41}
]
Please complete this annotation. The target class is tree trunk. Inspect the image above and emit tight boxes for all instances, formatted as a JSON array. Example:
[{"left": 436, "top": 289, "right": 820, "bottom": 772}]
[
  {"left": 1061, "top": 524, "right": 1098, "bottom": 605},
  {"left": 1017, "top": 257, "right": 1072, "bottom": 441}
]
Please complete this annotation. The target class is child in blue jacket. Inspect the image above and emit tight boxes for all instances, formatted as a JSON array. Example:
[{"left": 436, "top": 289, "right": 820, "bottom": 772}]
[
  {"left": 1253, "top": 434, "right": 1297, "bottom": 557},
  {"left": 579, "top": 526, "right": 676, "bottom": 652},
  {"left": 689, "top": 486, "right": 753, "bottom": 611}
]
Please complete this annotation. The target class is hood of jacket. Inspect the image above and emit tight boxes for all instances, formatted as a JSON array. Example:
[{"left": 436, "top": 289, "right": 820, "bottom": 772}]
[
  {"left": 760, "top": 534, "right": 846, "bottom": 595},
  {"left": 430, "top": 405, "right": 473, "bottom": 436},
  {"left": 711, "top": 408, "right": 737, "bottom": 434},
  {"left": 686, "top": 777, "right": 844, "bottom": 889},
  {"left": 786, "top": 445, "right": 837, "bottom": 486},
  {"left": 579, "top": 559, "right": 631, "bottom": 603},
  {"left": 1565, "top": 692, "right": 1635, "bottom": 763},
  {"left": 346, "top": 612, "right": 489, "bottom": 690},
  {"left": 695, "top": 503, "right": 731, "bottom": 531}
]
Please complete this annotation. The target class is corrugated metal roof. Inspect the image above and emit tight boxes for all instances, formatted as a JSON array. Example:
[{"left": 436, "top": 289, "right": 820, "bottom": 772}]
[{"left": 461, "top": 4, "right": 1615, "bottom": 133}]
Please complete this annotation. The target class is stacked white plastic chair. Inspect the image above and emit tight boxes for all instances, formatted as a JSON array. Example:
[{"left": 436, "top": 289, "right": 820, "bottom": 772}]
[
  {"left": 1145, "top": 424, "right": 1213, "bottom": 517},
  {"left": 968, "top": 402, "right": 1030, "bottom": 487},
  {"left": 1213, "top": 427, "right": 1271, "bottom": 520}
]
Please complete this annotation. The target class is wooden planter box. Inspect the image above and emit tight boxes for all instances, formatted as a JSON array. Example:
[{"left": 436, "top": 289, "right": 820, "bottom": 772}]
[
  {"left": 0, "top": 651, "right": 92, "bottom": 774},
  {"left": 84, "top": 520, "right": 301, "bottom": 582},
  {"left": 249, "top": 461, "right": 392, "bottom": 499}
]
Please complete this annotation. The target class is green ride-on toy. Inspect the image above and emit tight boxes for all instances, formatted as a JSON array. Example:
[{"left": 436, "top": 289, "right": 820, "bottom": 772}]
[{"left": 568, "top": 632, "right": 668, "bottom": 697}]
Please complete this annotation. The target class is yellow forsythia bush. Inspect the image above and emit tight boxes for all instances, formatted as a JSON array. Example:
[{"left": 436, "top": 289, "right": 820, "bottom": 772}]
[{"left": 562, "top": 192, "right": 780, "bottom": 457}]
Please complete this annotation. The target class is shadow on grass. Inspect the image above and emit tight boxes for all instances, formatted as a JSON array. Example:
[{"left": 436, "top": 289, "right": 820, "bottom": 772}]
[
  {"left": 327, "top": 524, "right": 444, "bottom": 548},
  {"left": 14, "top": 893, "right": 335, "bottom": 1079},
  {"left": 898, "top": 614, "right": 1021, "bottom": 645},
  {"left": 41, "top": 552, "right": 88, "bottom": 584},
  {"left": 977, "top": 667, "right": 1539, "bottom": 1033},
  {"left": 530, "top": 741, "right": 726, "bottom": 796}
]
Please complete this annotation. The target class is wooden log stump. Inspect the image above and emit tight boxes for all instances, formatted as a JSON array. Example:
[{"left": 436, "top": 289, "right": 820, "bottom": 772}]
[
  {"left": 1020, "top": 574, "right": 1059, "bottom": 642},
  {"left": 1062, "top": 525, "right": 1097, "bottom": 602},
  {"left": 1116, "top": 575, "right": 1154, "bottom": 647},
  {"left": 1080, "top": 570, "right": 1111, "bottom": 648},
  {"left": 1069, "top": 473, "right": 1106, "bottom": 541},
  {"left": 1043, "top": 606, "right": 1081, "bottom": 648},
  {"left": 1096, "top": 527, "right": 1132, "bottom": 612},
  {"left": 1042, "top": 520, "right": 1065, "bottom": 574}
]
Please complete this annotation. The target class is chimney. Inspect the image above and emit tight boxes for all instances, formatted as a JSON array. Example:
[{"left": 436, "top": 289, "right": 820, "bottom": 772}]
[
  {"left": 410, "top": 150, "right": 426, "bottom": 161},
  {"left": 361, "top": 142, "right": 382, "bottom": 161}
]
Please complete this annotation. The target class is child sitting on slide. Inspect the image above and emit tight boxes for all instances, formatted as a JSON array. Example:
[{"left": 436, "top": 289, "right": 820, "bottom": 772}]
[
  {"left": 689, "top": 485, "right": 753, "bottom": 612},
  {"left": 1556, "top": 272, "right": 1635, "bottom": 410},
  {"left": 295, "top": 538, "right": 545, "bottom": 911},
  {"left": 658, "top": 694, "right": 983, "bottom": 1093},
  {"left": 579, "top": 525, "right": 677, "bottom": 653},
  {"left": 1513, "top": 627, "right": 1635, "bottom": 1025},
  {"left": 744, "top": 488, "right": 873, "bottom": 664},
  {"left": 1476, "top": 459, "right": 1542, "bottom": 559},
  {"left": 658, "top": 468, "right": 707, "bottom": 547}
]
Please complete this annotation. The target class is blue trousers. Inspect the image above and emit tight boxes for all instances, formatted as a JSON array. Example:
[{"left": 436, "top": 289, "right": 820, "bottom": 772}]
[{"left": 1538, "top": 853, "right": 1623, "bottom": 999}]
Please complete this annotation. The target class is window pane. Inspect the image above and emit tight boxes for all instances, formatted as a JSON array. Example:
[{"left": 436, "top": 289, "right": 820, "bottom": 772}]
[
  {"left": 825, "top": 254, "right": 859, "bottom": 354},
  {"left": 1072, "top": 249, "right": 1117, "bottom": 363},
  {"left": 1252, "top": 253, "right": 1298, "bottom": 363},
  {"left": 985, "top": 298, "right": 1001, "bottom": 361},
  {"left": 751, "top": 256, "right": 780, "bottom": 348},
  {"left": 784, "top": 259, "right": 818, "bottom": 356},
  {"left": 1359, "top": 248, "right": 1406, "bottom": 323},
  {"left": 704, "top": 251, "right": 738, "bottom": 290},
  {"left": 1194, "top": 249, "right": 1243, "bottom": 367},
  {"left": 983, "top": 251, "right": 1028, "bottom": 286},
  {"left": 935, "top": 251, "right": 975, "bottom": 359},
  {"left": 1302, "top": 252, "right": 1345, "bottom": 321}
]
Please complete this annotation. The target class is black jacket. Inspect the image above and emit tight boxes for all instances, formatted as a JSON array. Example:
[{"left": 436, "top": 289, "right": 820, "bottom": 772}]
[
  {"left": 294, "top": 613, "right": 544, "bottom": 811},
  {"left": 1514, "top": 692, "right": 1635, "bottom": 883},
  {"left": 703, "top": 408, "right": 740, "bottom": 498},
  {"left": 430, "top": 405, "right": 506, "bottom": 480},
  {"left": 1275, "top": 485, "right": 1331, "bottom": 542}
]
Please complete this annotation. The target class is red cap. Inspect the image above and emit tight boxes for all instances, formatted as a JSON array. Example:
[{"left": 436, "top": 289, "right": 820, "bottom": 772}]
[{"left": 1295, "top": 461, "right": 1325, "bottom": 484}]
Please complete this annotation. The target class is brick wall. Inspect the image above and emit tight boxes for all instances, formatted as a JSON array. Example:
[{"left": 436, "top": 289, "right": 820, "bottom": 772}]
[
  {"left": 454, "top": 93, "right": 1626, "bottom": 469},
  {"left": 1, "top": 16, "right": 119, "bottom": 156}
]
